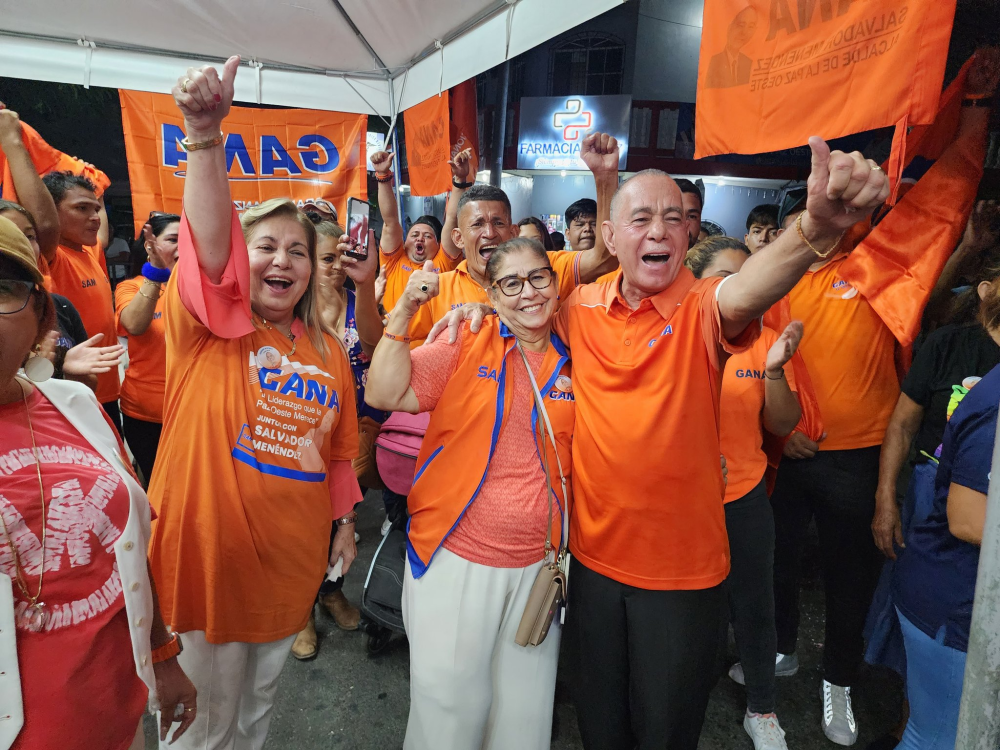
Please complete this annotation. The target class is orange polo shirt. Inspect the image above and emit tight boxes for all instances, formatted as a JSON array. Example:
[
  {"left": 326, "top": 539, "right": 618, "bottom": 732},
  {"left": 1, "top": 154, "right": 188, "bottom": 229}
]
[
  {"left": 721, "top": 326, "right": 798, "bottom": 503},
  {"left": 46, "top": 243, "right": 120, "bottom": 404},
  {"left": 554, "top": 268, "right": 759, "bottom": 590},
  {"left": 380, "top": 242, "right": 462, "bottom": 313},
  {"left": 115, "top": 278, "right": 167, "bottom": 423},
  {"left": 407, "top": 251, "right": 583, "bottom": 344},
  {"left": 788, "top": 255, "right": 899, "bottom": 451}
]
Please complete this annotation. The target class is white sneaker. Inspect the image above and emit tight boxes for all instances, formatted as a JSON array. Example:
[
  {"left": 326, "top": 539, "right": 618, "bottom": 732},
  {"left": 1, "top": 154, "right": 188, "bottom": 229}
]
[
  {"left": 729, "top": 653, "right": 799, "bottom": 686},
  {"left": 821, "top": 680, "right": 858, "bottom": 746},
  {"left": 380, "top": 517, "right": 392, "bottom": 537},
  {"left": 744, "top": 711, "right": 788, "bottom": 750}
]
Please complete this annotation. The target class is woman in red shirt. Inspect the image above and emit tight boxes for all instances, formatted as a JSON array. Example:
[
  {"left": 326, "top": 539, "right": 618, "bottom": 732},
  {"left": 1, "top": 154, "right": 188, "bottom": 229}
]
[
  {"left": 0, "top": 215, "right": 195, "bottom": 748},
  {"left": 687, "top": 236, "right": 803, "bottom": 750}
]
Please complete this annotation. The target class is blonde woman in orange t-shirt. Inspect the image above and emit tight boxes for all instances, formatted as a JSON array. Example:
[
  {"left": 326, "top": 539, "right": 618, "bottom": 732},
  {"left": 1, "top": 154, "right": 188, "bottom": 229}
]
[
  {"left": 687, "top": 237, "right": 803, "bottom": 750},
  {"left": 115, "top": 212, "right": 179, "bottom": 484},
  {"left": 147, "top": 59, "right": 362, "bottom": 750}
]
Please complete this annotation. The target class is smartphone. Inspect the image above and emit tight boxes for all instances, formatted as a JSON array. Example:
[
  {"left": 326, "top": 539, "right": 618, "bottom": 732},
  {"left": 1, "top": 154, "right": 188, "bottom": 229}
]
[{"left": 345, "top": 197, "right": 372, "bottom": 260}]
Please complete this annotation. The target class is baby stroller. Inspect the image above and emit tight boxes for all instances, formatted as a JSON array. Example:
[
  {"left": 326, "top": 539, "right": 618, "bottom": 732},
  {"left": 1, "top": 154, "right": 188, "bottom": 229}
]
[
  {"left": 360, "top": 510, "right": 408, "bottom": 654},
  {"left": 361, "top": 411, "right": 427, "bottom": 654}
]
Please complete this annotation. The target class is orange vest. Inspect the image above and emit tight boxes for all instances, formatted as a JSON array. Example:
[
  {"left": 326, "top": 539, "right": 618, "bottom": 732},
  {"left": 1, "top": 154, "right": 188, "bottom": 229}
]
[{"left": 406, "top": 318, "right": 575, "bottom": 577}]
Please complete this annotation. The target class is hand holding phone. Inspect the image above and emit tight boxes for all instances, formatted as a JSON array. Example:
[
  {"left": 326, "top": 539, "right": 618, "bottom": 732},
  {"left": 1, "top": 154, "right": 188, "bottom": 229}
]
[{"left": 346, "top": 197, "right": 372, "bottom": 260}]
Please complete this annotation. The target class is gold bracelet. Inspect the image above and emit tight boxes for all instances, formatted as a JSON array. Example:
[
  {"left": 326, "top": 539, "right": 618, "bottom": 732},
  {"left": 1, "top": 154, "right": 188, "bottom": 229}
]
[
  {"left": 180, "top": 132, "right": 224, "bottom": 152},
  {"left": 138, "top": 287, "right": 161, "bottom": 302},
  {"left": 795, "top": 211, "right": 843, "bottom": 259}
]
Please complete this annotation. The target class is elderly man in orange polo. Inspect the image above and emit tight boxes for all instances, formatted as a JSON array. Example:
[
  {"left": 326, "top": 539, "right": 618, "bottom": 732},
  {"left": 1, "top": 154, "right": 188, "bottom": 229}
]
[{"left": 430, "top": 136, "right": 890, "bottom": 750}]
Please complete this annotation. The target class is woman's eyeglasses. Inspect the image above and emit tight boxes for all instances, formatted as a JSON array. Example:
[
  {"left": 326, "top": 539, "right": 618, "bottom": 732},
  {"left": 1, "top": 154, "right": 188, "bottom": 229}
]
[
  {"left": 492, "top": 267, "right": 555, "bottom": 297},
  {"left": 0, "top": 279, "right": 37, "bottom": 315}
]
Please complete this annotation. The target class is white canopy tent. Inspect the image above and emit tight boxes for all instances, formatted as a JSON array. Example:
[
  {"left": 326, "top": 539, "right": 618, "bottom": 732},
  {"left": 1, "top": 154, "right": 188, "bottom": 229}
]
[{"left": 0, "top": 0, "right": 625, "bottom": 119}]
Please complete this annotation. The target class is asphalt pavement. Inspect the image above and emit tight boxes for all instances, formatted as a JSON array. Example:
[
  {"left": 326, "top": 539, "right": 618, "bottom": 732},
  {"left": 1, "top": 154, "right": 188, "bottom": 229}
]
[{"left": 144, "top": 490, "right": 903, "bottom": 749}]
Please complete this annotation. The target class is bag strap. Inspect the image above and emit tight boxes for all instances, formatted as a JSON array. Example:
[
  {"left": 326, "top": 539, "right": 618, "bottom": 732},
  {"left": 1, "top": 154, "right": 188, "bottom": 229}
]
[{"left": 516, "top": 342, "right": 569, "bottom": 562}]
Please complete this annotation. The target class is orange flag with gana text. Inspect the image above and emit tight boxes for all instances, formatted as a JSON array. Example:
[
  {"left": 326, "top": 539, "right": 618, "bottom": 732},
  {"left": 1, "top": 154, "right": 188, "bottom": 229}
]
[
  {"left": 0, "top": 121, "right": 110, "bottom": 201},
  {"left": 120, "top": 90, "right": 367, "bottom": 238},
  {"left": 404, "top": 92, "right": 453, "bottom": 197},
  {"left": 694, "top": 0, "right": 956, "bottom": 158}
]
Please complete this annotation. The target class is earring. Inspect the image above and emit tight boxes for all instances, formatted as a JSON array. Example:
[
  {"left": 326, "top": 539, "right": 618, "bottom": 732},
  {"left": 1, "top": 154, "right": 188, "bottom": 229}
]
[{"left": 23, "top": 348, "right": 54, "bottom": 383}]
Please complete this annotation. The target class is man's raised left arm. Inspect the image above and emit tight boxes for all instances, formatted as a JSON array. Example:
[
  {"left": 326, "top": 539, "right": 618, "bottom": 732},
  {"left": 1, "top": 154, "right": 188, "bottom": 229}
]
[{"left": 718, "top": 136, "right": 890, "bottom": 340}]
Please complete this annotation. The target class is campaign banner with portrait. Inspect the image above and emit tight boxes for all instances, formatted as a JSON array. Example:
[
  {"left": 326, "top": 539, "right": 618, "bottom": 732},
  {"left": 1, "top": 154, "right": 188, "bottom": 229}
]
[
  {"left": 517, "top": 95, "right": 631, "bottom": 170},
  {"left": 120, "top": 90, "right": 368, "bottom": 236},
  {"left": 694, "top": 0, "right": 956, "bottom": 158}
]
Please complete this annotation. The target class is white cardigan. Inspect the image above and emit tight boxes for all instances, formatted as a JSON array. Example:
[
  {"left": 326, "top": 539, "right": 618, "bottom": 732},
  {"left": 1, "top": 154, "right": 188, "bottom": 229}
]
[{"left": 0, "top": 378, "right": 158, "bottom": 749}]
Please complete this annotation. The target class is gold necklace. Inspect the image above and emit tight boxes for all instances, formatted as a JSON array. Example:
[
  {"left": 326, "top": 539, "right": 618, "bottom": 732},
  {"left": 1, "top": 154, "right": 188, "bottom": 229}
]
[
  {"left": 253, "top": 313, "right": 296, "bottom": 356},
  {"left": 0, "top": 380, "right": 49, "bottom": 632}
]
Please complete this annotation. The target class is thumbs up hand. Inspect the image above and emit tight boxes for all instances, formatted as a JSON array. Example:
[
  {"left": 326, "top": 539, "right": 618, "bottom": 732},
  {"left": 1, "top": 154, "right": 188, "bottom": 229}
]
[
  {"left": 802, "top": 136, "right": 889, "bottom": 241},
  {"left": 396, "top": 260, "right": 440, "bottom": 318}
]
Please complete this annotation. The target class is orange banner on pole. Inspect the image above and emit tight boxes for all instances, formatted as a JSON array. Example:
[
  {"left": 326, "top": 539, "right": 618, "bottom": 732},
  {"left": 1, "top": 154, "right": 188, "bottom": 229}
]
[
  {"left": 694, "top": 0, "right": 956, "bottom": 158},
  {"left": 0, "top": 121, "right": 110, "bottom": 201},
  {"left": 404, "top": 93, "right": 452, "bottom": 197},
  {"left": 119, "top": 90, "right": 367, "bottom": 236},
  {"left": 449, "top": 80, "right": 479, "bottom": 176}
]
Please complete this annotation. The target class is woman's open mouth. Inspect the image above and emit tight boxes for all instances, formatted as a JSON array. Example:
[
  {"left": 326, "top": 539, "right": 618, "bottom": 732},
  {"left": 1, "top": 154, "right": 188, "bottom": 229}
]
[{"left": 263, "top": 276, "right": 294, "bottom": 292}]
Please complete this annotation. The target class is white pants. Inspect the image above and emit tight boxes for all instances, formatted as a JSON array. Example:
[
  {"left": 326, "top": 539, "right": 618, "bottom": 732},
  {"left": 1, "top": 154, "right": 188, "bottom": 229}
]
[
  {"left": 402, "top": 548, "right": 561, "bottom": 750},
  {"left": 158, "top": 630, "right": 296, "bottom": 750}
]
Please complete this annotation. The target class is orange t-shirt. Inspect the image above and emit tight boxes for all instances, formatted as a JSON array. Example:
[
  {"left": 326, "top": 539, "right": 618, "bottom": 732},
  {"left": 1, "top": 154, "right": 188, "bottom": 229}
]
[
  {"left": 720, "top": 327, "right": 798, "bottom": 503},
  {"left": 788, "top": 255, "right": 899, "bottom": 451},
  {"left": 407, "top": 251, "right": 583, "bottom": 344},
  {"left": 114, "top": 278, "right": 167, "bottom": 423},
  {"left": 380, "top": 242, "right": 462, "bottom": 313},
  {"left": 148, "top": 217, "right": 359, "bottom": 644},
  {"left": 554, "top": 268, "right": 759, "bottom": 590},
  {"left": 46, "top": 244, "right": 120, "bottom": 404}
]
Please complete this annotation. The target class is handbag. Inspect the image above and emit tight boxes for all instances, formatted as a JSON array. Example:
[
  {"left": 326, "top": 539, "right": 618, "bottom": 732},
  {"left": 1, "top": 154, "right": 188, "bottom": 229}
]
[
  {"left": 375, "top": 411, "right": 430, "bottom": 495},
  {"left": 514, "top": 342, "right": 571, "bottom": 648}
]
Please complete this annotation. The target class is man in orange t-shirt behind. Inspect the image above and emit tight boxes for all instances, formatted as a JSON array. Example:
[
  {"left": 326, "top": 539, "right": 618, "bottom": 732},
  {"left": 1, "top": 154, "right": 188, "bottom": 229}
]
[
  {"left": 762, "top": 192, "right": 900, "bottom": 745},
  {"left": 42, "top": 171, "right": 121, "bottom": 430},
  {"left": 369, "top": 149, "right": 463, "bottom": 312}
]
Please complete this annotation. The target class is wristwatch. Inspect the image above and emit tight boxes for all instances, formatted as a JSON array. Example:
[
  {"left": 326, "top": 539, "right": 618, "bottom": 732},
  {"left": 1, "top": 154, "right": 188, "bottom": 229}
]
[
  {"left": 336, "top": 512, "right": 358, "bottom": 527},
  {"left": 452, "top": 179, "right": 475, "bottom": 189}
]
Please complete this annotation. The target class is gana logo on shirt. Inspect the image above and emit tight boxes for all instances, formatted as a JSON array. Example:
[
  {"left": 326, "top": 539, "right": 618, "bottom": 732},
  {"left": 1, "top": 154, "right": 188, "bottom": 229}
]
[
  {"left": 829, "top": 279, "right": 858, "bottom": 299},
  {"left": 259, "top": 368, "right": 341, "bottom": 410}
]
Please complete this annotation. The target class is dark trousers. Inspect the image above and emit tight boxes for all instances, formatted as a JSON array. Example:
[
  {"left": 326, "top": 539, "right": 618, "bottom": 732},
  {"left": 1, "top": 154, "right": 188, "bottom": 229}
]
[
  {"left": 725, "top": 480, "right": 777, "bottom": 714},
  {"left": 567, "top": 557, "right": 727, "bottom": 750},
  {"left": 100, "top": 400, "right": 122, "bottom": 437},
  {"left": 121, "top": 414, "right": 162, "bottom": 486},
  {"left": 771, "top": 446, "right": 884, "bottom": 687}
]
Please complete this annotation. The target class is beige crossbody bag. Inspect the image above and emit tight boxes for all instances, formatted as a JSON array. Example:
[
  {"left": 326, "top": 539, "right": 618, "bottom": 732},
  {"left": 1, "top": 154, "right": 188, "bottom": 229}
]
[{"left": 514, "top": 342, "right": 570, "bottom": 648}]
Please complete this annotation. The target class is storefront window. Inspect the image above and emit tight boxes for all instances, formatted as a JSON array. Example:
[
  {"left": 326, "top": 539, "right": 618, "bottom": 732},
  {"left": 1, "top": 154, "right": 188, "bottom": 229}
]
[{"left": 549, "top": 33, "right": 624, "bottom": 97}]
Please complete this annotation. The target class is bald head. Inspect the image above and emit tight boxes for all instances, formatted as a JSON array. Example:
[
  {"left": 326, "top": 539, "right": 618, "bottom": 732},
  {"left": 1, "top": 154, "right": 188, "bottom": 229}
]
[{"left": 610, "top": 170, "right": 682, "bottom": 223}]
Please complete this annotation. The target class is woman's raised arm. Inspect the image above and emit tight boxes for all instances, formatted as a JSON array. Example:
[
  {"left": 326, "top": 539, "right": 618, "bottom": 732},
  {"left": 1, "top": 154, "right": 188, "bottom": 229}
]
[{"left": 172, "top": 56, "right": 241, "bottom": 284}]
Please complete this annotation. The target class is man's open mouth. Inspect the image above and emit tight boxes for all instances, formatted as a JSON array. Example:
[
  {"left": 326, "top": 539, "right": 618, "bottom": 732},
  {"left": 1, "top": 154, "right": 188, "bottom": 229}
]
[
  {"left": 479, "top": 244, "right": 498, "bottom": 259},
  {"left": 642, "top": 252, "right": 671, "bottom": 264}
]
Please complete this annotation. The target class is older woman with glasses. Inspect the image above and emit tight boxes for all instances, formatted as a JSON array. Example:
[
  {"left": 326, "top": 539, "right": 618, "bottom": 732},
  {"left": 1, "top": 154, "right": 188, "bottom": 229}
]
[{"left": 366, "top": 237, "right": 575, "bottom": 750}]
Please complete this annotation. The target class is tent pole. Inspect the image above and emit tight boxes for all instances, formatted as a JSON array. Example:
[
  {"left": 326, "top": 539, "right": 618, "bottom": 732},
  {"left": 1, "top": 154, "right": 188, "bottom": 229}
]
[
  {"left": 955, "top": 415, "right": 1000, "bottom": 749},
  {"left": 490, "top": 61, "right": 510, "bottom": 188},
  {"left": 328, "top": 0, "right": 388, "bottom": 72},
  {"left": 386, "top": 76, "right": 405, "bottom": 230}
]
